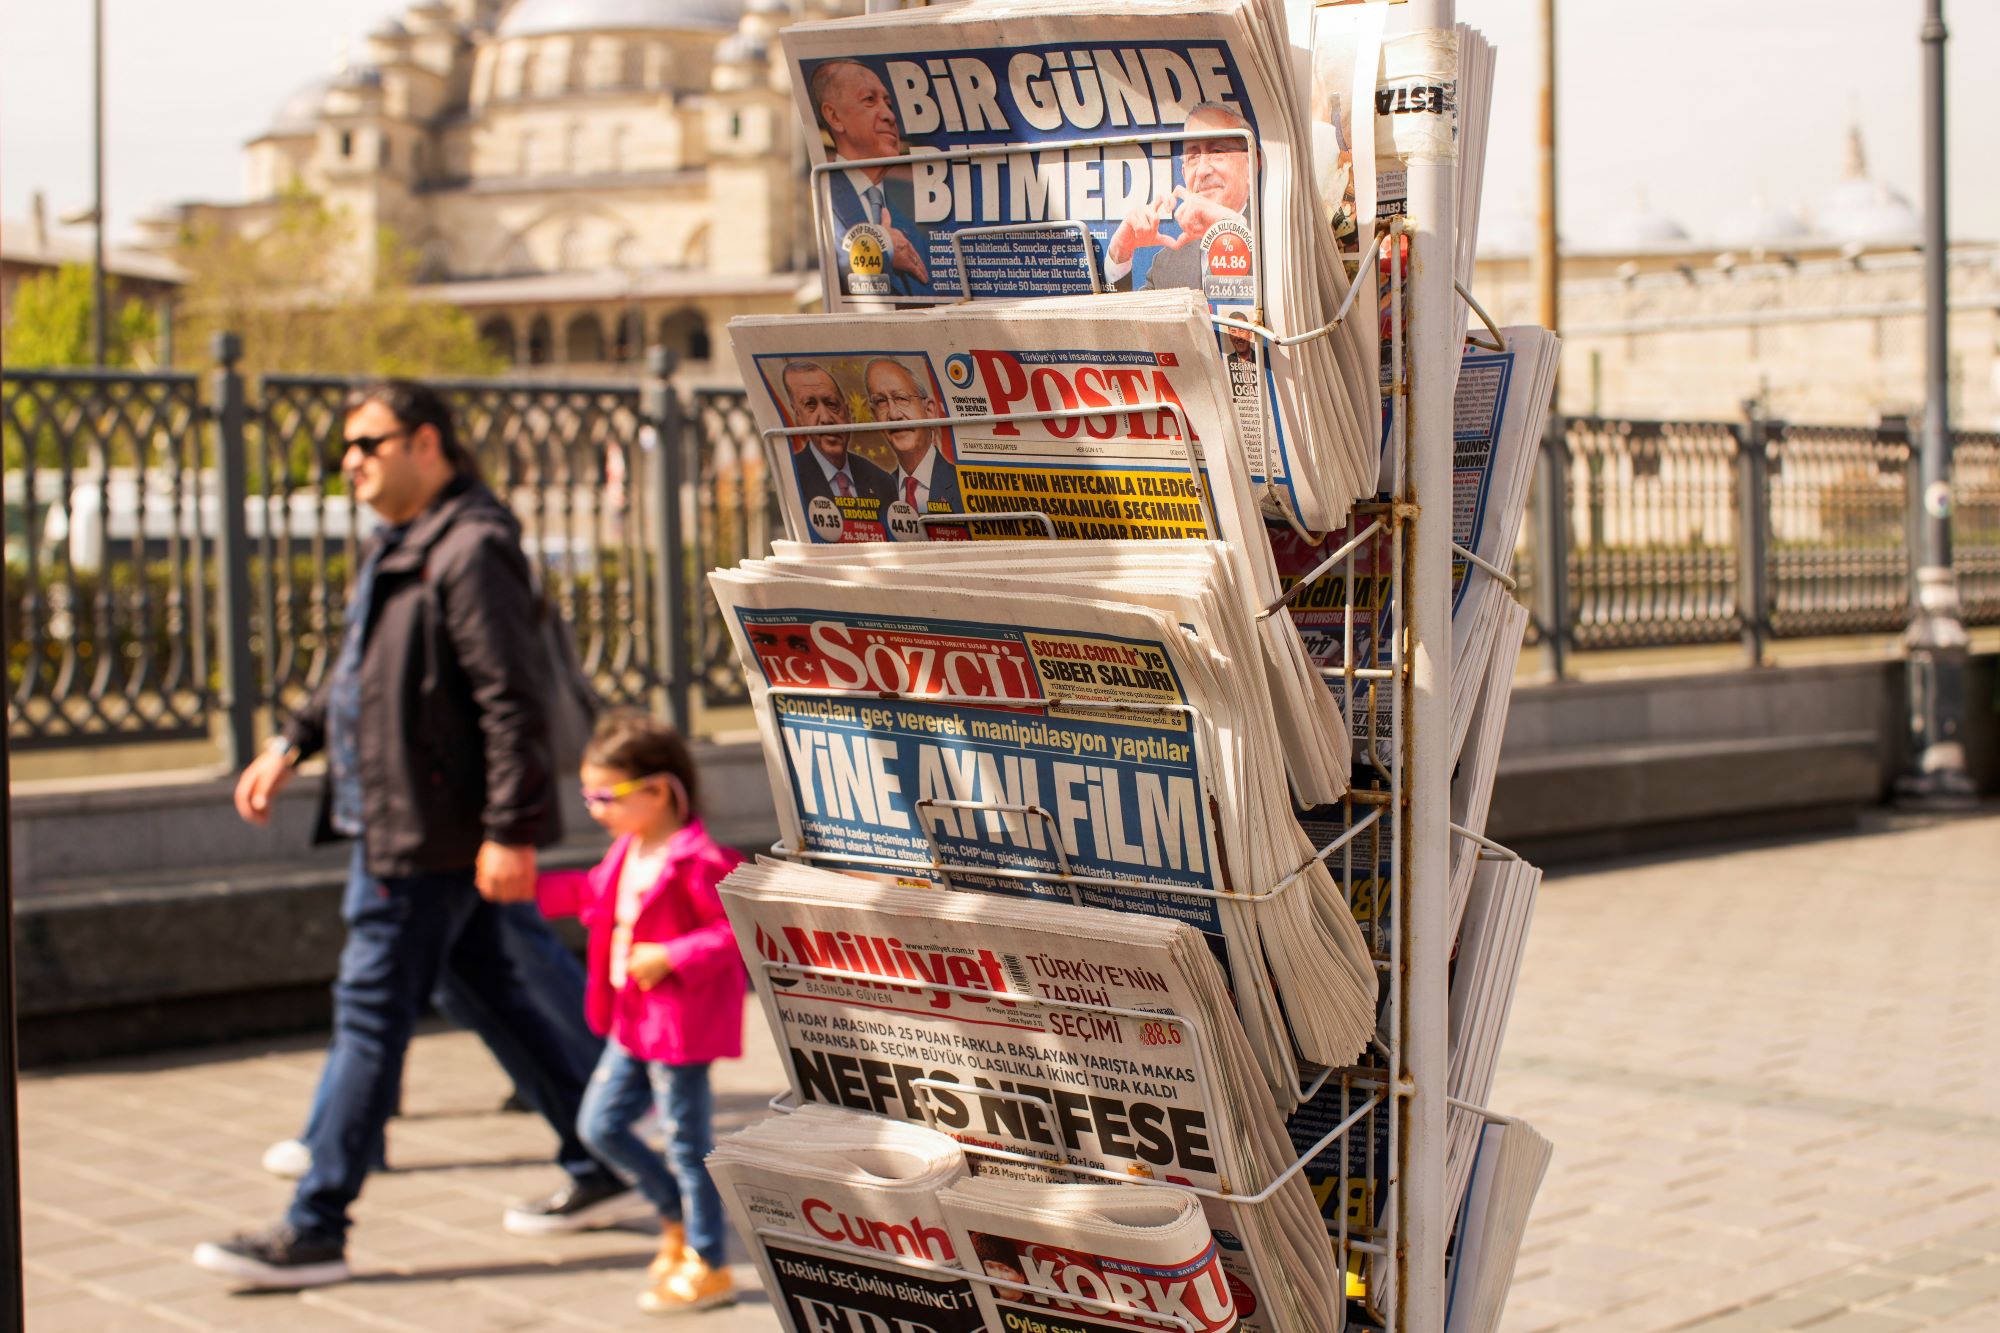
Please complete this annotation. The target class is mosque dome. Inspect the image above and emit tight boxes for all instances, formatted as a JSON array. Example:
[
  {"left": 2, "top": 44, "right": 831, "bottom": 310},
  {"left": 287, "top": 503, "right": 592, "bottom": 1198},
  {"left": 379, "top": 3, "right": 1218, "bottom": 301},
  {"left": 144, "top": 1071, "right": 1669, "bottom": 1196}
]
[
  {"left": 497, "top": 0, "right": 745, "bottom": 36},
  {"left": 715, "top": 28, "right": 769, "bottom": 65},
  {"left": 267, "top": 75, "right": 334, "bottom": 136},
  {"left": 1814, "top": 128, "right": 1919, "bottom": 245},
  {"left": 1714, "top": 197, "right": 1808, "bottom": 251},
  {"left": 1599, "top": 194, "right": 1690, "bottom": 252}
]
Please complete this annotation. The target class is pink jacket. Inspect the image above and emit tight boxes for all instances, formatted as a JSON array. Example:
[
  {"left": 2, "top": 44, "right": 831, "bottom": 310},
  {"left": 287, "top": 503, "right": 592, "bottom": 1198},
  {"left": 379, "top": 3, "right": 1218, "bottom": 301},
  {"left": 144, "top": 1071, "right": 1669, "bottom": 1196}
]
[{"left": 535, "top": 820, "right": 747, "bottom": 1065}]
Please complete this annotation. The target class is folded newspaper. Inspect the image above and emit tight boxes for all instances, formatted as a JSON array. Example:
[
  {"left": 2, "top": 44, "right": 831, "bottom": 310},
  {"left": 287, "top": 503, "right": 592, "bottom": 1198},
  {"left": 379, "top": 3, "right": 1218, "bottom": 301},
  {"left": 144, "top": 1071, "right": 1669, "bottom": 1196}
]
[
  {"left": 728, "top": 294, "right": 1270, "bottom": 572},
  {"left": 1445, "top": 858, "right": 1541, "bottom": 1225},
  {"left": 1448, "top": 597, "right": 1528, "bottom": 933},
  {"left": 709, "top": 542, "right": 1377, "bottom": 1086},
  {"left": 782, "top": 0, "right": 1380, "bottom": 530},
  {"left": 710, "top": 1105, "right": 981, "bottom": 1333},
  {"left": 1269, "top": 328, "right": 1557, "bottom": 770},
  {"left": 1292, "top": 8, "right": 1494, "bottom": 291},
  {"left": 722, "top": 858, "right": 1348, "bottom": 1333},
  {"left": 1444, "top": 1116, "right": 1553, "bottom": 1333},
  {"left": 940, "top": 1179, "right": 1242, "bottom": 1333}
]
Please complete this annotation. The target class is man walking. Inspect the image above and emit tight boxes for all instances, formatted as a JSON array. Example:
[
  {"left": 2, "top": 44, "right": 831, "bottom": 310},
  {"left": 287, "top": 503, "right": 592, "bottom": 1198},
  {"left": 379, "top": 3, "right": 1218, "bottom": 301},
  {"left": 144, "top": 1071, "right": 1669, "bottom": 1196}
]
[{"left": 194, "top": 382, "right": 631, "bottom": 1288}]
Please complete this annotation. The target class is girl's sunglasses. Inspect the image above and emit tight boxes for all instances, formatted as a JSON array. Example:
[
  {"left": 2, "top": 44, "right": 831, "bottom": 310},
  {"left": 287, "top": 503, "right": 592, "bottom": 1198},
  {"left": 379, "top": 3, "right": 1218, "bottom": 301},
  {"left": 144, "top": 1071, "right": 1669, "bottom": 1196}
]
[{"left": 580, "top": 773, "right": 671, "bottom": 808}]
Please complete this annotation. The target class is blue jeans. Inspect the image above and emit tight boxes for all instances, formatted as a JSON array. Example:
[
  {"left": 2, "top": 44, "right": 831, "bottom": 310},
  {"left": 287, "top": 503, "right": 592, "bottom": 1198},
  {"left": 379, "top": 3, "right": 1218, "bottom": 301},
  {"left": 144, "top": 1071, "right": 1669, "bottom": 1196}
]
[
  {"left": 576, "top": 1044, "right": 725, "bottom": 1268},
  {"left": 288, "top": 848, "right": 617, "bottom": 1241},
  {"left": 297, "top": 899, "right": 602, "bottom": 1163}
]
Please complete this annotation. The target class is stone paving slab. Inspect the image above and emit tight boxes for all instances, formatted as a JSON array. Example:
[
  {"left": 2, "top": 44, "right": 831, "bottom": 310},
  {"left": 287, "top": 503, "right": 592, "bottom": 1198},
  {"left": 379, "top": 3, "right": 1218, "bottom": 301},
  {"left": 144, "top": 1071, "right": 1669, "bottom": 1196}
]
[{"left": 19, "top": 809, "right": 2000, "bottom": 1330}]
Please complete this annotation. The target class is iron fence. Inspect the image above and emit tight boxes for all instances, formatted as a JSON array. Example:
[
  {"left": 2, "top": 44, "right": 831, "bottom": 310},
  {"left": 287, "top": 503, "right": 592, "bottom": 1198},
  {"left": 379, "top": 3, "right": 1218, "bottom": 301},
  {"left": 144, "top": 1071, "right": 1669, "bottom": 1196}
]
[
  {"left": 1518, "top": 410, "right": 2000, "bottom": 668},
  {"left": 12, "top": 344, "right": 2000, "bottom": 755},
  {"left": 2, "top": 339, "right": 749, "bottom": 758}
]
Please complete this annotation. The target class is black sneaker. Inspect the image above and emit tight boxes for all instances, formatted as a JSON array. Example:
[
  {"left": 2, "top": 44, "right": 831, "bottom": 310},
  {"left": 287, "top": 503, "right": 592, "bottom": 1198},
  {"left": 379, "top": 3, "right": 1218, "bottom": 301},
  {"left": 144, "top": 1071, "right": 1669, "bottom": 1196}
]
[
  {"left": 192, "top": 1222, "right": 350, "bottom": 1289},
  {"left": 502, "top": 1176, "right": 641, "bottom": 1236}
]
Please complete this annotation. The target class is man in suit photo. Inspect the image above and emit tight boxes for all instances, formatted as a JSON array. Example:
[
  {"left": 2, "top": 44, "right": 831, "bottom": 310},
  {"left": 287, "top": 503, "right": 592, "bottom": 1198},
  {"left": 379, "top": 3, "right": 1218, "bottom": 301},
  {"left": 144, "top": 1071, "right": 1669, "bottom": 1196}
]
[
  {"left": 1103, "top": 102, "right": 1258, "bottom": 293},
  {"left": 780, "top": 360, "right": 896, "bottom": 507},
  {"left": 809, "top": 58, "right": 933, "bottom": 297},
  {"left": 863, "top": 357, "right": 962, "bottom": 517}
]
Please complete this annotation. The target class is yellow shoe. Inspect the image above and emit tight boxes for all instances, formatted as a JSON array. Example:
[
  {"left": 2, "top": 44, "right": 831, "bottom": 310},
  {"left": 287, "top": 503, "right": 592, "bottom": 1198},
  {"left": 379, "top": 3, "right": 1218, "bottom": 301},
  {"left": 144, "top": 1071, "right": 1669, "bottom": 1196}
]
[
  {"left": 639, "top": 1257, "right": 735, "bottom": 1315},
  {"left": 647, "top": 1222, "right": 687, "bottom": 1284}
]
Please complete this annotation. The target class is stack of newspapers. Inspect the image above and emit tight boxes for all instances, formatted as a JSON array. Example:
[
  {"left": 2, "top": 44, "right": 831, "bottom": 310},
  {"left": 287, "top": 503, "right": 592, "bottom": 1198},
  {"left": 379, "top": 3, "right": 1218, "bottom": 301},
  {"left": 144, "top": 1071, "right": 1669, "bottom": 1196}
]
[
  {"left": 702, "top": 1, "right": 1562, "bottom": 1330},
  {"left": 721, "top": 860, "right": 1350, "bottom": 1333},
  {"left": 780, "top": 0, "right": 1380, "bottom": 529}
]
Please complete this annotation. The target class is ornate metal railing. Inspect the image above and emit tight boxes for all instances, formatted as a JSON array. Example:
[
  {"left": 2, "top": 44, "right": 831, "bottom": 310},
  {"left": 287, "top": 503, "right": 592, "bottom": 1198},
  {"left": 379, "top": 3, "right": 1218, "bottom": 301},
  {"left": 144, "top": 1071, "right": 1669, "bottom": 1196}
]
[
  {"left": 11, "top": 345, "right": 2000, "bottom": 754},
  {"left": 3, "top": 370, "right": 212, "bottom": 748},
  {"left": 1518, "top": 412, "right": 2000, "bottom": 668}
]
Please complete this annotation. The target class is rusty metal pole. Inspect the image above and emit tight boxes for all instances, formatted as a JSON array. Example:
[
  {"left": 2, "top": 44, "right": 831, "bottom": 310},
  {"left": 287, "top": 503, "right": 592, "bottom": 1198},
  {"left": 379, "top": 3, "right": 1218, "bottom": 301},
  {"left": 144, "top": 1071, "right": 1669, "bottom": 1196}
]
[{"left": 1529, "top": 0, "right": 1568, "bottom": 678}]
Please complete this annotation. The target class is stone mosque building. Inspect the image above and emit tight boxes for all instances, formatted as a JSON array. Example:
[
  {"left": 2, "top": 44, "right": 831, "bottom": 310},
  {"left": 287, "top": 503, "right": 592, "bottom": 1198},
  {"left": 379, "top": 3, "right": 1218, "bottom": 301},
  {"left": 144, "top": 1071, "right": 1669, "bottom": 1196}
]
[
  {"left": 1474, "top": 129, "right": 2000, "bottom": 428},
  {"left": 127, "top": 3, "right": 1998, "bottom": 422},
  {"left": 138, "top": 0, "right": 852, "bottom": 380}
]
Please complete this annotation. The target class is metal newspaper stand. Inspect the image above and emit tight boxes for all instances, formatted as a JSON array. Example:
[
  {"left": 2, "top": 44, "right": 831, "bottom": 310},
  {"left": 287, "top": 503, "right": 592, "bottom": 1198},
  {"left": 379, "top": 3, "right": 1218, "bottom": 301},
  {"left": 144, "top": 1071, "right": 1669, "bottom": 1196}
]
[{"left": 747, "top": 1, "right": 1466, "bottom": 1325}]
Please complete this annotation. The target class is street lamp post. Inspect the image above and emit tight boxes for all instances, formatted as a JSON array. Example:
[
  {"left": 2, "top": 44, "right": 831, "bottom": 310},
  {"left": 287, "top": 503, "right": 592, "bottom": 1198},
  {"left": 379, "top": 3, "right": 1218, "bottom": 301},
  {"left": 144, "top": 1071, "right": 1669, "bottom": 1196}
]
[
  {"left": 1897, "top": 0, "right": 1976, "bottom": 807},
  {"left": 91, "top": 0, "right": 108, "bottom": 368}
]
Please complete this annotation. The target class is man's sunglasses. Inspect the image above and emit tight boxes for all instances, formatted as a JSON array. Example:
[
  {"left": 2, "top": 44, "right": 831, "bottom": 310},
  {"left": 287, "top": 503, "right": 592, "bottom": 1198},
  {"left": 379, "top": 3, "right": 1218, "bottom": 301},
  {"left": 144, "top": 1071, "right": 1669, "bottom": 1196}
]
[
  {"left": 337, "top": 428, "right": 406, "bottom": 463},
  {"left": 580, "top": 773, "right": 670, "bottom": 808}
]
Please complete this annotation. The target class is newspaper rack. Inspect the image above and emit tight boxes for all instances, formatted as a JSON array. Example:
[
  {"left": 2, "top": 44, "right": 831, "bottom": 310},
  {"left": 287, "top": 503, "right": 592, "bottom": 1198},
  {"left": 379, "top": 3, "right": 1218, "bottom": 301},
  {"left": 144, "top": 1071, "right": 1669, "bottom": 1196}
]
[{"left": 786, "top": 5, "right": 1465, "bottom": 1324}]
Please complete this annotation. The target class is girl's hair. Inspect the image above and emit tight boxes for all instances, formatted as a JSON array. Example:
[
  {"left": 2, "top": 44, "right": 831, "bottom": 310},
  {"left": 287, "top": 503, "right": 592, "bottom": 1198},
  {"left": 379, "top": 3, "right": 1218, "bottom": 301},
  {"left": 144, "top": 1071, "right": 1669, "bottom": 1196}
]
[{"left": 582, "top": 709, "right": 700, "bottom": 819}]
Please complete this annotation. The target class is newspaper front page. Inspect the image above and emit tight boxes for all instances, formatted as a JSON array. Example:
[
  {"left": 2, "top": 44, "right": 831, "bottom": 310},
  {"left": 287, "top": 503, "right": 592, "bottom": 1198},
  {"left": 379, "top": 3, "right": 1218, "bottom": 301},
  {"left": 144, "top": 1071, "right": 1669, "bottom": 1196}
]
[
  {"left": 782, "top": 0, "right": 1378, "bottom": 530},
  {"left": 727, "top": 293, "right": 1276, "bottom": 600}
]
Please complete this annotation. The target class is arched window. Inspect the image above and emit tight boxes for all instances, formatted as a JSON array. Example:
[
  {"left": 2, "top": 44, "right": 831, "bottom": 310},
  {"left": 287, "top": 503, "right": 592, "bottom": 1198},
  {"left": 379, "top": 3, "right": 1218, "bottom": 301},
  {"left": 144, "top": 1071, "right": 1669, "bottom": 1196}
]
[
  {"left": 527, "top": 316, "right": 553, "bottom": 365},
  {"left": 613, "top": 308, "right": 645, "bottom": 363},
  {"left": 564, "top": 312, "right": 605, "bottom": 363},
  {"left": 558, "top": 228, "right": 585, "bottom": 271},
  {"left": 478, "top": 315, "right": 517, "bottom": 362},
  {"left": 657, "top": 308, "right": 711, "bottom": 364}
]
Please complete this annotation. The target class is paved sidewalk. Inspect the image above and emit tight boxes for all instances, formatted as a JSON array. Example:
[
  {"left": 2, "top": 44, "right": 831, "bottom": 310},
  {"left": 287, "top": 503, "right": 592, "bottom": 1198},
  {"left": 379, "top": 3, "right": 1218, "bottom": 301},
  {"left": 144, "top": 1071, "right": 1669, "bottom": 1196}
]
[
  {"left": 18, "top": 811, "right": 2000, "bottom": 1331},
  {"left": 1495, "top": 811, "right": 2000, "bottom": 1333}
]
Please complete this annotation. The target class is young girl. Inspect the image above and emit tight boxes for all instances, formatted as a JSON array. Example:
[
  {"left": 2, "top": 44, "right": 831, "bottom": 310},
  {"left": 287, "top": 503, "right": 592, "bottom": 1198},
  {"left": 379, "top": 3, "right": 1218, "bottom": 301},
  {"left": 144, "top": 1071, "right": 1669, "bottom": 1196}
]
[{"left": 536, "top": 710, "right": 746, "bottom": 1315}]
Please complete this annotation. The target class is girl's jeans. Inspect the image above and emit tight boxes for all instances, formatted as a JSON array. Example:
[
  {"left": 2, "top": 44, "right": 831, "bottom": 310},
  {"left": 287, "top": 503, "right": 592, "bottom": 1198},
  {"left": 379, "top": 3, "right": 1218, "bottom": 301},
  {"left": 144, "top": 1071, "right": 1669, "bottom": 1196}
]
[{"left": 577, "top": 1043, "right": 725, "bottom": 1268}]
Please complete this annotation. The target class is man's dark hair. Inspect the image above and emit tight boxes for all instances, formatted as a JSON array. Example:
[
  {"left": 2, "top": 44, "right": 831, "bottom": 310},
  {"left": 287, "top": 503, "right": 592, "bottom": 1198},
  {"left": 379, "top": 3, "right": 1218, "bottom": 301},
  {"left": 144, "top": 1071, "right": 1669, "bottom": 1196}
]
[
  {"left": 346, "top": 380, "right": 479, "bottom": 477},
  {"left": 582, "top": 708, "right": 701, "bottom": 818}
]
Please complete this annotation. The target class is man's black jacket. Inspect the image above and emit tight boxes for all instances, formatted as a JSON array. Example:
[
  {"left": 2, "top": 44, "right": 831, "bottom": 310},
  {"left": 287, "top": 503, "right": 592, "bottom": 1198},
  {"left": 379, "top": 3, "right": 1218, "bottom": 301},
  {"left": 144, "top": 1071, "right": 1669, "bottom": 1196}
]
[{"left": 284, "top": 475, "right": 560, "bottom": 877}]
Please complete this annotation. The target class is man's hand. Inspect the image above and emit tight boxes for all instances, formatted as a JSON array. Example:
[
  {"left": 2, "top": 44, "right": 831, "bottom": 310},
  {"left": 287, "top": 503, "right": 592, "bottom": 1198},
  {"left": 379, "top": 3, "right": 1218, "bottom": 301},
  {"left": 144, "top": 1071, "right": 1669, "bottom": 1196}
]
[
  {"left": 233, "top": 748, "right": 297, "bottom": 826},
  {"left": 627, "top": 943, "right": 675, "bottom": 991},
  {"left": 1107, "top": 190, "right": 1188, "bottom": 264},
  {"left": 1170, "top": 189, "right": 1243, "bottom": 242},
  {"left": 476, "top": 841, "right": 537, "bottom": 903},
  {"left": 882, "top": 208, "right": 928, "bottom": 285}
]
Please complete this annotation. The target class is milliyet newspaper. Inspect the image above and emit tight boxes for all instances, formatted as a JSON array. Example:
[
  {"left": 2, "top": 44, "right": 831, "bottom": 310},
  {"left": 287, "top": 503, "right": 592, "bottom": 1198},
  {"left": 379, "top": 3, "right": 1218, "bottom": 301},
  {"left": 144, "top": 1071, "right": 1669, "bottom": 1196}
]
[{"left": 722, "top": 860, "right": 1346, "bottom": 1333}]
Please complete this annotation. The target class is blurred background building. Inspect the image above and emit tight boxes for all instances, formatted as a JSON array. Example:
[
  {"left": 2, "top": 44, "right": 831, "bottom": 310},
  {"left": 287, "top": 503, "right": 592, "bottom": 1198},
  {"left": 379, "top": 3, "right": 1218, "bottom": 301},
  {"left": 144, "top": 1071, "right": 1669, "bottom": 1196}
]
[
  {"left": 1478, "top": 128, "right": 2000, "bottom": 428},
  {"left": 131, "top": 0, "right": 850, "bottom": 381}
]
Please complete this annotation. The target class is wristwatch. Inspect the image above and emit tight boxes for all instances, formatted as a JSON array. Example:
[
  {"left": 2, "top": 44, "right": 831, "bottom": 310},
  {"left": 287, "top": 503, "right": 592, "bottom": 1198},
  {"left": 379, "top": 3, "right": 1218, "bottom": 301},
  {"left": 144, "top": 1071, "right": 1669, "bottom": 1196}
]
[{"left": 266, "top": 736, "right": 304, "bottom": 768}]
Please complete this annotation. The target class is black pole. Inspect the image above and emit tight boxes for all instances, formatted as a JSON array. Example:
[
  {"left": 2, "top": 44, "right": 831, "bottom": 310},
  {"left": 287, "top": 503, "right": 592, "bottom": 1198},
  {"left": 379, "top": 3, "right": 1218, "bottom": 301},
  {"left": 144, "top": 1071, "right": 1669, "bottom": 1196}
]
[
  {"left": 1897, "top": 0, "right": 1976, "bottom": 807},
  {"left": 90, "top": 0, "right": 107, "bottom": 368},
  {"left": 1, "top": 476, "right": 24, "bottom": 1332},
  {"left": 644, "top": 347, "right": 692, "bottom": 735}
]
